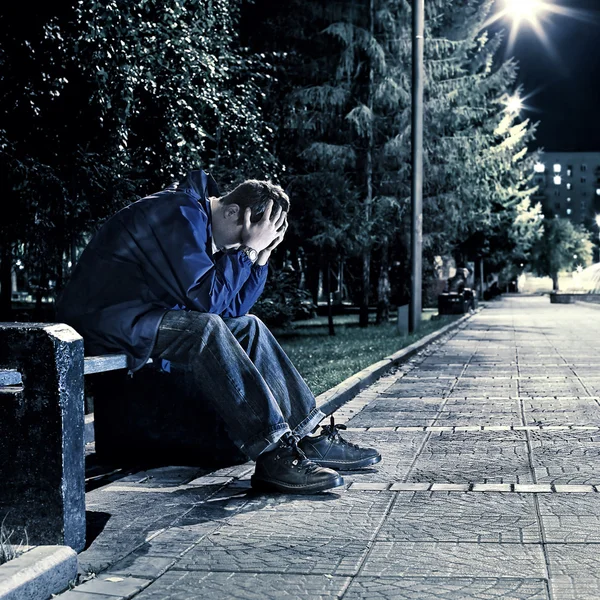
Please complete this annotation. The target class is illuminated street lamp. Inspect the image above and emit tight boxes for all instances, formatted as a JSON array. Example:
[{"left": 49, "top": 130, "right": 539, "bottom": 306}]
[
  {"left": 485, "top": 0, "right": 565, "bottom": 54},
  {"left": 505, "top": 95, "right": 523, "bottom": 114}
]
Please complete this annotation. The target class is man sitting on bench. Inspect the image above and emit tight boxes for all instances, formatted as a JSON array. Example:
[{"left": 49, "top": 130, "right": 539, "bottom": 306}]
[{"left": 56, "top": 169, "right": 381, "bottom": 494}]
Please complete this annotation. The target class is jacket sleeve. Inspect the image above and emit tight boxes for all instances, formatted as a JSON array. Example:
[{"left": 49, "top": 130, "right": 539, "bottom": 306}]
[
  {"left": 220, "top": 264, "right": 269, "bottom": 317},
  {"left": 140, "top": 201, "right": 254, "bottom": 314}
]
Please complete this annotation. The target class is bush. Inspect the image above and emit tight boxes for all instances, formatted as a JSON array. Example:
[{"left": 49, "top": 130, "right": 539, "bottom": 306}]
[{"left": 252, "top": 266, "right": 316, "bottom": 328}]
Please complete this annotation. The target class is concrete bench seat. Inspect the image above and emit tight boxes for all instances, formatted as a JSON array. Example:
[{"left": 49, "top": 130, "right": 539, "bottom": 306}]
[{"left": 0, "top": 325, "right": 149, "bottom": 552}]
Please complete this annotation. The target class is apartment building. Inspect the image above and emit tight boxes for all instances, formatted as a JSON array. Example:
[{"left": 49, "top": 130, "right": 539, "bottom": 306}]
[{"left": 531, "top": 151, "right": 600, "bottom": 227}]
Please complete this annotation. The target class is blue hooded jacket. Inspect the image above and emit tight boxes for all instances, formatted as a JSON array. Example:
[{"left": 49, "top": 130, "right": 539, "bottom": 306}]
[{"left": 56, "top": 169, "right": 268, "bottom": 372}]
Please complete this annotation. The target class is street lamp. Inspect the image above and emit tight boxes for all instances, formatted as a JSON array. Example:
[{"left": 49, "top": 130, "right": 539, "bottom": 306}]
[
  {"left": 409, "top": 0, "right": 424, "bottom": 332},
  {"left": 505, "top": 94, "right": 523, "bottom": 114},
  {"left": 483, "top": 0, "right": 561, "bottom": 54}
]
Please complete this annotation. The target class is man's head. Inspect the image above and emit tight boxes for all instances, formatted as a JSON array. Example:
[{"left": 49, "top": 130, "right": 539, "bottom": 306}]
[{"left": 210, "top": 180, "right": 290, "bottom": 250}]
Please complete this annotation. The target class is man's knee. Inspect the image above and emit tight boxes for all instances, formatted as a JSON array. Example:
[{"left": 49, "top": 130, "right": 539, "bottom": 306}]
[{"left": 223, "top": 314, "right": 268, "bottom": 339}]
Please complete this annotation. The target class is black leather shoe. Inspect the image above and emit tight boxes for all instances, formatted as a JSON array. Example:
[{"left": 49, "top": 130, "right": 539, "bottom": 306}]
[
  {"left": 299, "top": 417, "right": 382, "bottom": 470},
  {"left": 251, "top": 433, "right": 344, "bottom": 494}
]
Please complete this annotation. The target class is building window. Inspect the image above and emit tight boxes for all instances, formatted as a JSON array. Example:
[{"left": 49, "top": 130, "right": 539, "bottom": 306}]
[
  {"left": 534, "top": 163, "right": 545, "bottom": 173},
  {"left": 581, "top": 178, "right": 586, "bottom": 183},
  {"left": 566, "top": 208, "right": 572, "bottom": 215},
  {"left": 596, "top": 188, "right": 600, "bottom": 196},
  {"left": 553, "top": 164, "right": 561, "bottom": 173},
  {"left": 567, "top": 197, "right": 571, "bottom": 202},
  {"left": 555, "top": 202, "right": 561, "bottom": 210},
  {"left": 581, "top": 164, "right": 587, "bottom": 172},
  {"left": 566, "top": 183, "right": 572, "bottom": 189},
  {"left": 554, "top": 175, "right": 562, "bottom": 185},
  {"left": 554, "top": 190, "right": 561, "bottom": 196},
  {"left": 567, "top": 169, "right": 572, "bottom": 177}
]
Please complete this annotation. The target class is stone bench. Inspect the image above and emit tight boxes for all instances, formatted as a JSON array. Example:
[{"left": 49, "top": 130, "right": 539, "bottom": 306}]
[
  {"left": 0, "top": 323, "right": 154, "bottom": 553},
  {"left": 438, "top": 289, "right": 477, "bottom": 315},
  {"left": 0, "top": 322, "right": 86, "bottom": 552}
]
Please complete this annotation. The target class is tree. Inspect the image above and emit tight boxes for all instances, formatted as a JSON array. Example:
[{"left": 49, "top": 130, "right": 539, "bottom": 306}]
[
  {"left": 0, "top": 0, "right": 279, "bottom": 316},
  {"left": 530, "top": 217, "right": 593, "bottom": 291}
]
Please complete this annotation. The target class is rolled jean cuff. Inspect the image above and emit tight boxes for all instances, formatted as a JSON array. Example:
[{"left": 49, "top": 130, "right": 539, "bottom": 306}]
[
  {"left": 292, "top": 407, "right": 326, "bottom": 439},
  {"left": 239, "top": 423, "right": 291, "bottom": 461}
]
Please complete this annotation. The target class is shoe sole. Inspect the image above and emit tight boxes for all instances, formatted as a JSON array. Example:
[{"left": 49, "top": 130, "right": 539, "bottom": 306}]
[
  {"left": 250, "top": 474, "right": 345, "bottom": 494},
  {"left": 311, "top": 454, "right": 382, "bottom": 471}
]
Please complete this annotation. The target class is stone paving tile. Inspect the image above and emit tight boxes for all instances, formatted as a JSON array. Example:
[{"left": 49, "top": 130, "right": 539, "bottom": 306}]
[
  {"left": 546, "top": 544, "right": 600, "bottom": 583},
  {"left": 114, "top": 466, "right": 207, "bottom": 487},
  {"left": 537, "top": 494, "right": 600, "bottom": 515},
  {"left": 425, "top": 429, "right": 528, "bottom": 445},
  {"left": 353, "top": 398, "right": 445, "bottom": 412},
  {"left": 378, "top": 494, "right": 540, "bottom": 543},
  {"left": 346, "top": 412, "right": 437, "bottom": 427},
  {"left": 540, "top": 515, "right": 600, "bottom": 542},
  {"left": 408, "top": 454, "right": 534, "bottom": 484},
  {"left": 60, "top": 575, "right": 152, "bottom": 598},
  {"left": 360, "top": 541, "right": 547, "bottom": 578},
  {"left": 533, "top": 465, "right": 600, "bottom": 485},
  {"left": 380, "top": 382, "right": 456, "bottom": 397},
  {"left": 549, "top": 577, "right": 600, "bottom": 600},
  {"left": 174, "top": 533, "right": 369, "bottom": 575},
  {"left": 236, "top": 489, "right": 393, "bottom": 515},
  {"left": 342, "top": 577, "right": 549, "bottom": 599},
  {"left": 210, "top": 492, "right": 393, "bottom": 539},
  {"left": 134, "top": 571, "right": 350, "bottom": 599},
  {"left": 432, "top": 412, "right": 523, "bottom": 426},
  {"left": 523, "top": 412, "right": 598, "bottom": 426},
  {"left": 523, "top": 398, "right": 600, "bottom": 413}
]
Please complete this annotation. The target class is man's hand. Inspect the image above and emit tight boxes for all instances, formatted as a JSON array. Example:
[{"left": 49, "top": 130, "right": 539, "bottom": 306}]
[
  {"left": 242, "top": 200, "right": 287, "bottom": 253},
  {"left": 256, "top": 216, "right": 288, "bottom": 266}
]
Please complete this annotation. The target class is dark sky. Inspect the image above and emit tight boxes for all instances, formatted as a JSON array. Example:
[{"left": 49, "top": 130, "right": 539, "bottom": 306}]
[{"left": 492, "top": 0, "right": 600, "bottom": 152}]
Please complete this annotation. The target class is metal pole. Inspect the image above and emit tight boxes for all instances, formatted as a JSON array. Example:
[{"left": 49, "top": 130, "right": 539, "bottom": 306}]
[{"left": 410, "top": 0, "right": 424, "bottom": 332}]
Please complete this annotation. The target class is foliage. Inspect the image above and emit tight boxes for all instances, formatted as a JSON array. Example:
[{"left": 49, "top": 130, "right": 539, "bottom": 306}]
[
  {"left": 242, "top": 0, "right": 543, "bottom": 319},
  {"left": 0, "top": 516, "right": 27, "bottom": 566},
  {"left": 72, "top": 0, "right": 280, "bottom": 187},
  {"left": 0, "top": 0, "right": 280, "bottom": 313},
  {"left": 530, "top": 217, "right": 594, "bottom": 290},
  {"left": 252, "top": 265, "right": 316, "bottom": 328}
]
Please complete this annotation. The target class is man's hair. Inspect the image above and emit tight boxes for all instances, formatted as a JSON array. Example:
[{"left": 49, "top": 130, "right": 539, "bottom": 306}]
[{"left": 219, "top": 180, "right": 290, "bottom": 223}]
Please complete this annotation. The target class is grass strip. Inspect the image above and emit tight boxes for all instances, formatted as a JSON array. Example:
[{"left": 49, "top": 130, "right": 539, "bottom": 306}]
[{"left": 274, "top": 313, "right": 462, "bottom": 396}]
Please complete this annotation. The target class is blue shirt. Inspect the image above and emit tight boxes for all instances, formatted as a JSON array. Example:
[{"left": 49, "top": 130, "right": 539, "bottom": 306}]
[{"left": 56, "top": 170, "right": 268, "bottom": 372}]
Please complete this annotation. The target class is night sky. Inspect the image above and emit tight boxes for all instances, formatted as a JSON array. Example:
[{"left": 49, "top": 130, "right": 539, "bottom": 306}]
[{"left": 493, "top": 0, "right": 600, "bottom": 152}]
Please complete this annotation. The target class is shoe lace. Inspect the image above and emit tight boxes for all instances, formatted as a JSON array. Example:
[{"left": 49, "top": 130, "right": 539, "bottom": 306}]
[
  {"left": 281, "top": 433, "right": 321, "bottom": 472},
  {"left": 320, "top": 416, "right": 360, "bottom": 448}
]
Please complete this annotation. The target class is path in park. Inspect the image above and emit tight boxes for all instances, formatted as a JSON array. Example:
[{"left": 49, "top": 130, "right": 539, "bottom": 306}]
[{"left": 58, "top": 296, "right": 600, "bottom": 600}]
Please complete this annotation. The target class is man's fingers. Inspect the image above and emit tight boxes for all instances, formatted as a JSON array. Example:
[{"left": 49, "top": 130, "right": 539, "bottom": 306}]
[
  {"left": 263, "top": 199, "right": 275, "bottom": 222},
  {"left": 244, "top": 207, "right": 252, "bottom": 231},
  {"left": 274, "top": 210, "right": 286, "bottom": 230}
]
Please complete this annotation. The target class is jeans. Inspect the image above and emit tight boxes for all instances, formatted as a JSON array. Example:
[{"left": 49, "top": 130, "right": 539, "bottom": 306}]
[{"left": 150, "top": 311, "right": 325, "bottom": 460}]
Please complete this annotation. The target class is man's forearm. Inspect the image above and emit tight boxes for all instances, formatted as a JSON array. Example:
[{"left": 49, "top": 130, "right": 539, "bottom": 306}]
[{"left": 256, "top": 249, "right": 272, "bottom": 266}]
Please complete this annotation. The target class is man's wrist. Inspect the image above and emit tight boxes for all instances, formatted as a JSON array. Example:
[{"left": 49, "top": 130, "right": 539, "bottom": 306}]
[
  {"left": 256, "top": 249, "right": 271, "bottom": 266},
  {"left": 239, "top": 245, "right": 258, "bottom": 264}
]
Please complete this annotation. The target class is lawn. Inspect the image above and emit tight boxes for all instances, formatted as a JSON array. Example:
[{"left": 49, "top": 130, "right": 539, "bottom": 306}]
[{"left": 273, "top": 310, "right": 462, "bottom": 396}]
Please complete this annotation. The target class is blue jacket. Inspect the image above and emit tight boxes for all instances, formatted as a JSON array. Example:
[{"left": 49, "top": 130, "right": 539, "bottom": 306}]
[{"left": 56, "top": 170, "right": 268, "bottom": 372}]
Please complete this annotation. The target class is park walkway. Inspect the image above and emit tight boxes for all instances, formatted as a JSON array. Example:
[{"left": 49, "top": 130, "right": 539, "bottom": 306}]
[{"left": 58, "top": 296, "right": 600, "bottom": 600}]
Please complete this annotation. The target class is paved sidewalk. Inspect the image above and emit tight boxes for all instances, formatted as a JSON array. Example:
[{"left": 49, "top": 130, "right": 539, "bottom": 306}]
[{"left": 58, "top": 296, "right": 600, "bottom": 600}]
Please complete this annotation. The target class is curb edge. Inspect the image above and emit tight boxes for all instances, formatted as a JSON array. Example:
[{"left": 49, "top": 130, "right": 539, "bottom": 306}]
[{"left": 0, "top": 545, "right": 77, "bottom": 600}]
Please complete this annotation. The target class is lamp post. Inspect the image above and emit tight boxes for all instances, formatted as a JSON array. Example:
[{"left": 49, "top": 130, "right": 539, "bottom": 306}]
[
  {"left": 409, "top": 0, "right": 424, "bottom": 333},
  {"left": 596, "top": 214, "right": 600, "bottom": 262}
]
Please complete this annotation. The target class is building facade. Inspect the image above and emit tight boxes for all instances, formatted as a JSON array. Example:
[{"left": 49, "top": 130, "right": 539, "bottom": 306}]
[{"left": 532, "top": 151, "right": 600, "bottom": 229}]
